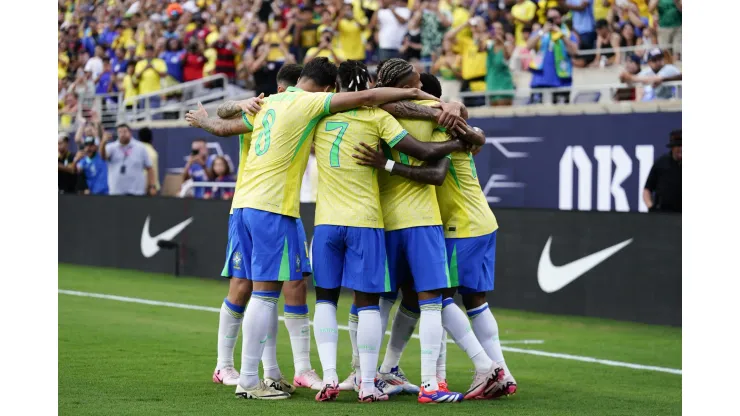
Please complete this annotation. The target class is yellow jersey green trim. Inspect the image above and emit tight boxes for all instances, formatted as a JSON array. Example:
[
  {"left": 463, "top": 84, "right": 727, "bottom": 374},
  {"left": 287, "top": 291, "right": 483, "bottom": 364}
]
[
  {"left": 322, "top": 93, "right": 335, "bottom": 115},
  {"left": 387, "top": 130, "right": 408, "bottom": 148},
  {"left": 241, "top": 111, "right": 253, "bottom": 131},
  {"left": 291, "top": 114, "right": 323, "bottom": 162}
]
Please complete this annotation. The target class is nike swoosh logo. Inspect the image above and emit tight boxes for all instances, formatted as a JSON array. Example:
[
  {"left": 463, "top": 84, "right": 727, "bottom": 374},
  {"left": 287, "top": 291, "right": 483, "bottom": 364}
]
[
  {"left": 140, "top": 216, "right": 194, "bottom": 258},
  {"left": 259, "top": 336, "right": 268, "bottom": 344},
  {"left": 537, "top": 236, "right": 633, "bottom": 293}
]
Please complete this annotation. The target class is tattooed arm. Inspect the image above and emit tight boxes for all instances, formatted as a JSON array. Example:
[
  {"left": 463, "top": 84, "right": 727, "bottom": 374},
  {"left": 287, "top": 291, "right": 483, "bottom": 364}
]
[
  {"left": 216, "top": 94, "right": 265, "bottom": 119},
  {"left": 185, "top": 103, "right": 251, "bottom": 136},
  {"left": 352, "top": 143, "right": 450, "bottom": 186},
  {"left": 380, "top": 101, "right": 468, "bottom": 129},
  {"left": 216, "top": 101, "right": 242, "bottom": 119}
]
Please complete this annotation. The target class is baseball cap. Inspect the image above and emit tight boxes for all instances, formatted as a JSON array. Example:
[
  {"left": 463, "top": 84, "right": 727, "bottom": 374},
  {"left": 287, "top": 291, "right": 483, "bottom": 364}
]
[
  {"left": 647, "top": 48, "right": 664, "bottom": 61},
  {"left": 83, "top": 136, "right": 99, "bottom": 146}
]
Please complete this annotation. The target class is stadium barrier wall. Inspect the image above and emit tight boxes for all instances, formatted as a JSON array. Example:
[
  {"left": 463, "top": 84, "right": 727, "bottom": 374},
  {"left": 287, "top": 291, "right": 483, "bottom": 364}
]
[
  {"left": 72, "top": 112, "right": 678, "bottom": 211},
  {"left": 59, "top": 195, "right": 681, "bottom": 326}
]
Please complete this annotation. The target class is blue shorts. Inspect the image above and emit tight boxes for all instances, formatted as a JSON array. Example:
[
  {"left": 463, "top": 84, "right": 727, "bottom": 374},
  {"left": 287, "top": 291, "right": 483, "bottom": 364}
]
[
  {"left": 221, "top": 208, "right": 304, "bottom": 282},
  {"left": 312, "top": 225, "right": 390, "bottom": 293},
  {"left": 446, "top": 231, "right": 497, "bottom": 294},
  {"left": 386, "top": 226, "right": 450, "bottom": 293},
  {"left": 296, "top": 218, "right": 312, "bottom": 275}
]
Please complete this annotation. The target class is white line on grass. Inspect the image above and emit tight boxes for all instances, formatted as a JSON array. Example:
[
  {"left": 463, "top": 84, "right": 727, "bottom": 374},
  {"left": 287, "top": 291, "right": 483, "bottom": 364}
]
[{"left": 59, "top": 289, "right": 681, "bottom": 375}]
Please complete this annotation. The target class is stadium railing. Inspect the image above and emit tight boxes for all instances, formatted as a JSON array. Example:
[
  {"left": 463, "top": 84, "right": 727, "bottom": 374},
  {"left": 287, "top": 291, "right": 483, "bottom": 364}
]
[{"left": 178, "top": 180, "right": 236, "bottom": 198}]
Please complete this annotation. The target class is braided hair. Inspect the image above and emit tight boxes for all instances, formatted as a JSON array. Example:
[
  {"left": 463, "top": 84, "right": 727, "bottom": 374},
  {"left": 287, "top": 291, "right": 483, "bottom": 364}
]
[
  {"left": 375, "top": 58, "right": 414, "bottom": 88},
  {"left": 337, "top": 60, "right": 371, "bottom": 92}
]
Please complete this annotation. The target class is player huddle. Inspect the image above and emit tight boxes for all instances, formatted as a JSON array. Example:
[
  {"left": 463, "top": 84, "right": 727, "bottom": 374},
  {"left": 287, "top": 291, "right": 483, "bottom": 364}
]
[{"left": 186, "top": 57, "right": 516, "bottom": 404}]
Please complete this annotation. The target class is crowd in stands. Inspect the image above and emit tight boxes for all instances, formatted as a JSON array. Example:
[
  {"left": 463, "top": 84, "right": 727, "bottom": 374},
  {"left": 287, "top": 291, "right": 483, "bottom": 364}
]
[{"left": 58, "top": 0, "right": 681, "bottom": 126}]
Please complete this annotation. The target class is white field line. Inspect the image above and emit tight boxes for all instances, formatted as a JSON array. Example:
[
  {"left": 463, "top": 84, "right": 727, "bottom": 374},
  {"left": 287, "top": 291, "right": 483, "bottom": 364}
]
[{"left": 59, "top": 289, "right": 681, "bottom": 375}]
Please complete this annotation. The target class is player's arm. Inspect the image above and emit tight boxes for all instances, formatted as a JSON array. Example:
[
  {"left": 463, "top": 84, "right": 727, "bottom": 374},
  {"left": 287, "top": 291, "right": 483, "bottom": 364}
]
[
  {"left": 391, "top": 134, "right": 466, "bottom": 162},
  {"left": 186, "top": 102, "right": 252, "bottom": 136},
  {"left": 451, "top": 124, "right": 486, "bottom": 146},
  {"left": 380, "top": 101, "right": 468, "bottom": 129},
  {"left": 328, "top": 87, "right": 439, "bottom": 114},
  {"left": 216, "top": 93, "right": 265, "bottom": 118},
  {"left": 352, "top": 143, "right": 450, "bottom": 186}
]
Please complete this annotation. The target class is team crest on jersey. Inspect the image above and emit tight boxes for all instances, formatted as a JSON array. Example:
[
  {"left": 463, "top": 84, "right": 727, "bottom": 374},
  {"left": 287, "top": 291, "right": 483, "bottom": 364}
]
[
  {"left": 295, "top": 254, "right": 301, "bottom": 272},
  {"left": 233, "top": 252, "right": 242, "bottom": 270}
]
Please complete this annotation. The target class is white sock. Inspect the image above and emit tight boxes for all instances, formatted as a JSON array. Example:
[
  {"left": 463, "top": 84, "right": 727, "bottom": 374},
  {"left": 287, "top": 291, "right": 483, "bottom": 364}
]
[
  {"left": 260, "top": 302, "right": 281, "bottom": 380},
  {"left": 442, "top": 298, "right": 492, "bottom": 373},
  {"left": 419, "top": 297, "right": 443, "bottom": 391},
  {"left": 217, "top": 299, "right": 244, "bottom": 370},
  {"left": 468, "top": 303, "right": 511, "bottom": 375},
  {"left": 357, "top": 306, "right": 382, "bottom": 395},
  {"left": 348, "top": 305, "right": 360, "bottom": 378},
  {"left": 379, "top": 304, "right": 419, "bottom": 373},
  {"left": 314, "top": 301, "right": 338, "bottom": 384},
  {"left": 239, "top": 291, "right": 279, "bottom": 388},
  {"left": 379, "top": 295, "right": 396, "bottom": 338},
  {"left": 283, "top": 304, "right": 312, "bottom": 376},
  {"left": 437, "top": 331, "right": 447, "bottom": 380}
]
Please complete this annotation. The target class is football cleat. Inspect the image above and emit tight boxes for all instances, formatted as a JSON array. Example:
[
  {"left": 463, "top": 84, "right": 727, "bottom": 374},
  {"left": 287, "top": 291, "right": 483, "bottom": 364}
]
[
  {"left": 235, "top": 381, "right": 291, "bottom": 400},
  {"left": 213, "top": 367, "right": 240, "bottom": 386},
  {"left": 375, "top": 377, "right": 403, "bottom": 396},
  {"left": 293, "top": 369, "right": 324, "bottom": 390},
  {"left": 358, "top": 381, "right": 390, "bottom": 403},
  {"left": 264, "top": 376, "right": 297, "bottom": 394},
  {"left": 418, "top": 386, "right": 464, "bottom": 404},
  {"left": 378, "top": 366, "right": 420, "bottom": 394},
  {"left": 338, "top": 370, "right": 359, "bottom": 392},
  {"left": 315, "top": 382, "right": 340, "bottom": 402},
  {"left": 464, "top": 364, "right": 505, "bottom": 400},
  {"left": 489, "top": 373, "right": 517, "bottom": 399}
]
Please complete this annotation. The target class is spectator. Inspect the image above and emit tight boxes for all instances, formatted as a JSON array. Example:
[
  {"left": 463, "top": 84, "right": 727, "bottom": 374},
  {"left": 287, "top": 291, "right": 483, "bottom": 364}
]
[
  {"left": 449, "top": 0, "right": 473, "bottom": 45},
  {"left": 419, "top": 0, "right": 452, "bottom": 62},
  {"left": 247, "top": 35, "right": 297, "bottom": 97},
  {"left": 74, "top": 115, "right": 102, "bottom": 147},
  {"left": 511, "top": 0, "right": 537, "bottom": 48},
  {"left": 84, "top": 44, "right": 105, "bottom": 80},
  {"left": 372, "top": 0, "right": 411, "bottom": 61},
  {"left": 74, "top": 136, "right": 109, "bottom": 196},
  {"left": 591, "top": 19, "right": 621, "bottom": 67},
  {"left": 100, "top": 124, "right": 157, "bottom": 196},
  {"left": 483, "top": 21, "right": 515, "bottom": 106},
  {"left": 133, "top": 45, "right": 168, "bottom": 102},
  {"left": 445, "top": 17, "right": 488, "bottom": 107},
  {"left": 95, "top": 58, "right": 118, "bottom": 96},
  {"left": 643, "top": 129, "right": 681, "bottom": 213},
  {"left": 527, "top": 8, "right": 579, "bottom": 104},
  {"left": 161, "top": 38, "right": 186, "bottom": 85},
  {"left": 535, "top": 0, "right": 561, "bottom": 25},
  {"left": 304, "top": 28, "right": 346, "bottom": 64},
  {"left": 337, "top": 0, "right": 368, "bottom": 61},
  {"left": 59, "top": 92, "right": 78, "bottom": 129},
  {"left": 121, "top": 62, "right": 139, "bottom": 109},
  {"left": 432, "top": 39, "right": 462, "bottom": 102},
  {"left": 204, "top": 156, "right": 236, "bottom": 200},
  {"left": 59, "top": 42, "right": 70, "bottom": 80},
  {"left": 564, "top": 1, "right": 596, "bottom": 55},
  {"left": 593, "top": 0, "right": 612, "bottom": 21},
  {"left": 618, "top": 21, "right": 643, "bottom": 59},
  {"left": 111, "top": 47, "right": 129, "bottom": 76},
  {"left": 138, "top": 127, "right": 160, "bottom": 193},
  {"left": 400, "top": 16, "right": 423, "bottom": 61},
  {"left": 620, "top": 48, "right": 680, "bottom": 101},
  {"left": 58, "top": 134, "right": 77, "bottom": 194},
  {"left": 213, "top": 31, "right": 240, "bottom": 83},
  {"left": 649, "top": 0, "right": 681, "bottom": 58},
  {"left": 182, "top": 139, "right": 212, "bottom": 199},
  {"left": 183, "top": 41, "right": 207, "bottom": 82}
]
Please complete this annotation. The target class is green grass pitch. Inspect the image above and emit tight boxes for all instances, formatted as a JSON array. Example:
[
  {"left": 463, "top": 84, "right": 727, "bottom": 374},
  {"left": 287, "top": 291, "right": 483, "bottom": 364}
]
[{"left": 58, "top": 264, "right": 681, "bottom": 415}]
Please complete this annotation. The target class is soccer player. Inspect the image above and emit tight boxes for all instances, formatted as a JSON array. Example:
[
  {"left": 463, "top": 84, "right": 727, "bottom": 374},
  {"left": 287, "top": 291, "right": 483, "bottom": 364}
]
[
  {"left": 310, "top": 60, "right": 474, "bottom": 403},
  {"left": 352, "top": 72, "right": 517, "bottom": 399},
  {"left": 189, "top": 64, "right": 325, "bottom": 392},
  {"left": 351, "top": 58, "right": 498, "bottom": 404},
  {"left": 188, "top": 57, "right": 439, "bottom": 400}
]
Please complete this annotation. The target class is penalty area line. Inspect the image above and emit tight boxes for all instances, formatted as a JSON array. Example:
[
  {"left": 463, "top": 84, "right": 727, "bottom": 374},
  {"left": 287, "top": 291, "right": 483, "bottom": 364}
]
[{"left": 58, "top": 289, "right": 680, "bottom": 375}]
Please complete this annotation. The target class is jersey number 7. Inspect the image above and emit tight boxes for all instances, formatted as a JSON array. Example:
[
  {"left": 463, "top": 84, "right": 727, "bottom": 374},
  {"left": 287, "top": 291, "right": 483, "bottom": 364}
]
[{"left": 325, "top": 121, "right": 349, "bottom": 168}]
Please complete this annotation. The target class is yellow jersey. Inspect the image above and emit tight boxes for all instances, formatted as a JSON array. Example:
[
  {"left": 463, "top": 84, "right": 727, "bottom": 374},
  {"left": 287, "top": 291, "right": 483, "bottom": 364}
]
[
  {"left": 459, "top": 37, "right": 487, "bottom": 92},
  {"left": 134, "top": 59, "right": 166, "bottom": 95},
  {"left": 314, "top": 107, "right": 408, "bottom": 228},
  {"left": 437, "top": 150, "right": 498, "bottom": 238},
  {"left": 513, "top": 0, "right": 537, "bottom": 47},
  {"left": 229, "top": 112, "right": 254, "bottom": 214},
  {"left": 231, "top": 87, "right": 334, "bottom": 218},
  {"left": 337, "top": 19, "right": 366, "bottom": 61},
  {"left": 378, "top": 101, "right": 446, "bottom": 231}
]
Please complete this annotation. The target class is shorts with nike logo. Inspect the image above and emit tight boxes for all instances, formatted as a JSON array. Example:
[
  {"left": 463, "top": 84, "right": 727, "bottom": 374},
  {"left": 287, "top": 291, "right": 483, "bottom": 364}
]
[
  {"left": 385, "top": 225, "right": 450, "bottom": 293},
  {"left": 312, "top": 225, "right": 390, "bottom": 293},
  {"left": 221, "top": 208, "right": 306, "bottom": 282},
  {"left": 445, "top": 231, "right": 497, "bottom": 294}
]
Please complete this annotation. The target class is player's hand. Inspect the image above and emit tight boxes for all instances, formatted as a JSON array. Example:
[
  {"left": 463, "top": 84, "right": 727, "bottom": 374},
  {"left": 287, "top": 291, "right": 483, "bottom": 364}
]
[
  {"left": 185, "top": 102, "right": 209, "bottom": 128},
  {"left": 352, "top": 142, "right": 387, "bottom": 169},
  {"left": 239, "top": 93, "right": 264, "bottom": 115},
  {"left": 471, "top": 143, "right": 483, "bottom": 156},
  {"left": 437, "top": 101, "right": 464, "bottom": 129}
]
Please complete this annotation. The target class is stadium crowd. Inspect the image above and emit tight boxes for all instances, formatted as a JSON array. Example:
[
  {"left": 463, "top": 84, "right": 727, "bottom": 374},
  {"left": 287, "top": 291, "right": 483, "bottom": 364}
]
[{"left": 58, "top": 0, "right": 682, "bottom": 125}]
